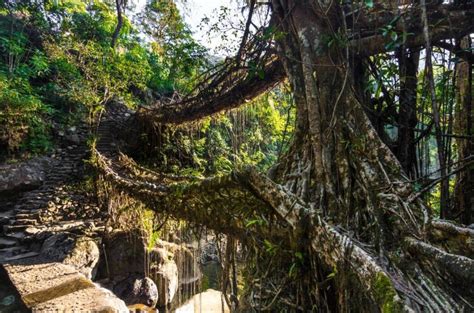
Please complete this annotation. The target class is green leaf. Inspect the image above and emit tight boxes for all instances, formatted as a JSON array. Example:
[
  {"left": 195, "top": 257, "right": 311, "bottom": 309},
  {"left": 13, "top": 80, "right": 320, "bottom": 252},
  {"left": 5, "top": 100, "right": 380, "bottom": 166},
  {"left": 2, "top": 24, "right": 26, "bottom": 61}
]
[
  {"left": 295, "top": 251, "right": 304, "bottom": 261},
  {"left": 245, "top": 219, "right": 260, "bottom": 227}
]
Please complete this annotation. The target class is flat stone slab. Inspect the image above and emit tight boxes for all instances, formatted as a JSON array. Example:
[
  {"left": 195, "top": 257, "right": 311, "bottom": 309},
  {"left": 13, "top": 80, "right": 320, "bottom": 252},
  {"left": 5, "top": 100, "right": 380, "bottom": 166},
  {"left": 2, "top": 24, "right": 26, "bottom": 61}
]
[
  {"left": 33, "top": 284, "right": 128, "bottom": 313},
  {"left": 2, "top": 260, "right": 127, "bottom": 312}
]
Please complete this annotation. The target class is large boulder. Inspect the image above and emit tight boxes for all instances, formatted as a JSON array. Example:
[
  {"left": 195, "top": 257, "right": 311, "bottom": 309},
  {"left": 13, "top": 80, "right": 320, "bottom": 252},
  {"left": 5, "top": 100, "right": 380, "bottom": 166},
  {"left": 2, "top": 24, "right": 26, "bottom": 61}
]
[
  {"left": 200, "top": 240, "right": 220, "bottom": 264},
  {"left": 156, "top": 241, "right": 201, "bottom": 284},
  {"left": 3, "top": 261, "right": 128, "bottom": 313},
  {"left": 0, "top": 157, "right": 52, "bottom": 195},
  {"left": 101, "top": 230, "right": 147, "bottom": 277},
  {"left": 149, "top": 248, "right": 179, "bottom": 308},
  {"left": 40, "top": 233, "right": 100, "bottom": 279},
  {"left": 109, "top": 274, "right": 158, "bottom": 308}
]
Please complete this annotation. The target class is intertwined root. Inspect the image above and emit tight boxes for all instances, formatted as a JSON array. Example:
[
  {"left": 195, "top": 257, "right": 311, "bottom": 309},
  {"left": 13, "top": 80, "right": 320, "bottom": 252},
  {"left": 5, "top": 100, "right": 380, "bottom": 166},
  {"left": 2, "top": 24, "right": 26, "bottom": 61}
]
[{"left": 92, "top": 146, "right": 474, "bottom": 311}]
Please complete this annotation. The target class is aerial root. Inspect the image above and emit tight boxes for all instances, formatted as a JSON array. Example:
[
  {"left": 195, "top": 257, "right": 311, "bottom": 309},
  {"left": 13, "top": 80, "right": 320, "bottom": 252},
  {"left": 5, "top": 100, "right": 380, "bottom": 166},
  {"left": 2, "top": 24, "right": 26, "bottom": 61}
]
[{"left": 405, "top": 237, "right": 474, "bottom": 283}]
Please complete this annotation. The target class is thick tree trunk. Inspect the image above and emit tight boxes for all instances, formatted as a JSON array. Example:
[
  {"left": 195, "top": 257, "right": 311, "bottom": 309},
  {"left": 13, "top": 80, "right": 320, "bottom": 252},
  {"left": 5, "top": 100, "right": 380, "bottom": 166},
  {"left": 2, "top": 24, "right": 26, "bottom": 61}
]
[{"left": 269, "top": 0, "right": 472, "bottom": 311}]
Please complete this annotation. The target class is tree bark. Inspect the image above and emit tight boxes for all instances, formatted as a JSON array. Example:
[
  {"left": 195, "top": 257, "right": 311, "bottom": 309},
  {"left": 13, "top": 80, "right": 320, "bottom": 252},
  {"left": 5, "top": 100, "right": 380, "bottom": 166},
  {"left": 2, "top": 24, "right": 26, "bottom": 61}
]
[{"left": 396, "top": 48, "right": 420, "bottom": 179}]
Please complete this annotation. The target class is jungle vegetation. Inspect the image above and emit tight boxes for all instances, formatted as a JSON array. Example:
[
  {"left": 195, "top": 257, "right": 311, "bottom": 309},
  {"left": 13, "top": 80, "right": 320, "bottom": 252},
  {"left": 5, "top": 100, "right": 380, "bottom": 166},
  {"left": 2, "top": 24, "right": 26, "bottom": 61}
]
[{"left": 1, "top": 0, "right": 473, "bottom": 311}]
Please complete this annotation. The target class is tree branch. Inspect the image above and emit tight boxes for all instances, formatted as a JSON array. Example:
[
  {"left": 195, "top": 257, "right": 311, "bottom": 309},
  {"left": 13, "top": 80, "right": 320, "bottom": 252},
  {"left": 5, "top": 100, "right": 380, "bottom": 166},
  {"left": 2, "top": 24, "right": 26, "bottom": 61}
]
[
  {"left": 142, "top": 58, "right": 286, "bottom": 124},
  {"left": 434, "top": 41, "right": 474, "bottom": 64},
  {"left": 350, "top": 4, "right": 474, "bottom": 56},
  {"left": 111, "top": 0, "right": 123, "bottom": 48}
]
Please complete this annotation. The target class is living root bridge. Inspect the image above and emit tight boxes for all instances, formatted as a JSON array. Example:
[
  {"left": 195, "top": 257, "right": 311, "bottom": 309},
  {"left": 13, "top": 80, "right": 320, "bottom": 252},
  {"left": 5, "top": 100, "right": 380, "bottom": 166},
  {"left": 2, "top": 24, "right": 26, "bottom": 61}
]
[
  {"left": 92, "top": 147, "right": 474, "bottom": 311},
  {"left": 135, "top": 3, "right": 474, "bottom": 127}
]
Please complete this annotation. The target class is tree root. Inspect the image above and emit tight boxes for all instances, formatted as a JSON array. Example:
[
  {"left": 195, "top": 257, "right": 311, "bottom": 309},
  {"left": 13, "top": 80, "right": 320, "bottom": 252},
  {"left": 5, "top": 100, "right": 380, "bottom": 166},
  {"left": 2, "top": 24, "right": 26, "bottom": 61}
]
[{"left": 429, "top": 220, "right": 474, "bottom": 258}]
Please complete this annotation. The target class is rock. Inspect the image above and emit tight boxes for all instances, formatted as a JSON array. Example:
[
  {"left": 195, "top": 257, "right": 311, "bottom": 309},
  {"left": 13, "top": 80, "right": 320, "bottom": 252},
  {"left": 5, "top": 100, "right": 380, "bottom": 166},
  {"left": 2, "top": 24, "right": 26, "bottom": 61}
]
[
  {"left": 4, "top": 261, "right": 128, "bottom": 312},
  {"left": 175, "top": 289, "right": 230, "bottom": 313},
  {"left": 34, "top": 285, "right": 129, "bottom": 313},
  {"left": 0, "top": 238, "right": 17, "bottom": 249},
  {"left": 149, "top": 251, "right": 179, "bottom": 308},
  {"left": 102, "top": 232, "right": 200, "bottom": 308},
  {"left": 65, "top": 133, "right": 81, "bottom": 145},
  {"left": 0, "top": 295, "right": 15, "bottom": 306},
  {"left": 156, "top": 241, "right": 201, "bottom": 284},
  {"left": 40, "top": 233, "right": 100, "bottom": 279},
  {"left": 200, "top": 240, "right": 220, "bottom": 264},
  {"left": 102, "top": 230, "right": 147, "bottom": 277},
  {"left": 0, "top": 157, "right": 52, "bottom": 194},
  {"left": 0, "top": 216, "right": 9, "bottom": 226},
  {"left": 111, "top": 274, "right": 158, "bottom": 307}
]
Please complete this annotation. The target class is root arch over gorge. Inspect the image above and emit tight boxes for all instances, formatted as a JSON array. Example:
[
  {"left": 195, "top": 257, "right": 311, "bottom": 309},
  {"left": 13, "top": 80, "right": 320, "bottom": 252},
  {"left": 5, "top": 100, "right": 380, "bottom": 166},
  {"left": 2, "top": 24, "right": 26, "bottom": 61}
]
[{"left": 94, "top": 1, "right": 474, "bottom": 311}]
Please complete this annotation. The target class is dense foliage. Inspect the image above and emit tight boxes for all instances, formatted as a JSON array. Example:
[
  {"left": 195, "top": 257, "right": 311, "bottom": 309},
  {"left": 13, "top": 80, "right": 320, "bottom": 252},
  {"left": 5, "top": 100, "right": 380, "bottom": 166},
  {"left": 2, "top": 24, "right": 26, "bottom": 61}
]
[{"left": 0, "top": 0, "right": 206, "bottom": 156}]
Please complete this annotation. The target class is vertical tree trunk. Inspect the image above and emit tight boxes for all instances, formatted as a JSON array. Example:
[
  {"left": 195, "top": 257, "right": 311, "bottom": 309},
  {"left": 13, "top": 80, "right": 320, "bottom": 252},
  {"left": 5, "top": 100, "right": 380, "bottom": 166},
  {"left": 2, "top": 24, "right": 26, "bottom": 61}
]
[
  {"left": 111, "top": 0, "right": 123, "bottom": 48},
  {"left": 396, "top": 48, "right": 420, "bottom": 179},
  {"left": 454, "top": 36, "right": 473, "bottom": 225}
]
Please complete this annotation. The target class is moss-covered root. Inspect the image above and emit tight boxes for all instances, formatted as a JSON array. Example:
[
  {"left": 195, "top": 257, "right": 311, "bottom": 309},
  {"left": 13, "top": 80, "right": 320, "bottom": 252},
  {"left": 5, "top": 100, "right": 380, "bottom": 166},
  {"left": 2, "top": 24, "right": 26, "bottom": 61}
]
[{"left": 372, "top": 273, "right": 405, "bottom": 313}]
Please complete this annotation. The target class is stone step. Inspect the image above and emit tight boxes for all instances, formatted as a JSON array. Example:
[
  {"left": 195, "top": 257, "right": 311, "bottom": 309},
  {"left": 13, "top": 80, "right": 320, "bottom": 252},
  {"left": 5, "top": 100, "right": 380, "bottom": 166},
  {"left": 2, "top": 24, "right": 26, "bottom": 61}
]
[
  {"left": 2, "top": 261, "right": 128, "bottom": 311},
  {"left": 0, "top": 210, "right": 15, "bottom": 218},
  {"left": 27, "top": 192, "right": 48, "bottom": 197},
  {"left": 3, "top": 224, "right": 29, "bottom": 233},
  {"left": 14, "top": 213, "right": 39, "bottom": 219},
  {"left": 14, "top": 209, "right": 40, "bottom": 215},
  {"left": 0, "top": 237, "right": 17, "bottom": 248},
  {"left": 14, "top": 202, "right": 42, "bottom": 210},
  {"left": 12, "top": 219, "right": 37, "bottom": 226},
  {"left": 23, "top": 199, "right": 48, "bottom": 207},
  {"left": 0, "top": 245, "right": 27, "bottom": 254},
  {"left": 2, "top": 251, "right": 39, "bottom": 261},
  {"left": 6, "top": 232, "right": 26, "bottom": 241}
]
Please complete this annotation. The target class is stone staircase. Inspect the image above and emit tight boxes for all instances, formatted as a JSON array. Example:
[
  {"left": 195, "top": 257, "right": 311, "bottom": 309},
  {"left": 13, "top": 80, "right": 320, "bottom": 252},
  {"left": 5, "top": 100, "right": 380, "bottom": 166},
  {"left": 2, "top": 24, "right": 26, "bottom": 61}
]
[
  {"left": 0, "top": 102, "right": 132, "bottom": 262},
  {"left": 0, "top": 103, "right": 136, "bottom": 312},
  {"left": 0, "top": 136, "right": 90, "bottom": 262},
  {"left": 95, "top": 102, "right": 133, "bottom": 158}
]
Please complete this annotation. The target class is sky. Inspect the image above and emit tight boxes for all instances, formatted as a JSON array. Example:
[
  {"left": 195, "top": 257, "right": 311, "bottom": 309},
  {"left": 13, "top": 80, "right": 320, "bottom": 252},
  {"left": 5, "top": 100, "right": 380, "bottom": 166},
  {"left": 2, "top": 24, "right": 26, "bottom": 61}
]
[
  {"left": 179, "top": 0, "right": 242, "bottom": 53},
  {"left": 134, "top": 0, "right": 242, "bottom": 55}
]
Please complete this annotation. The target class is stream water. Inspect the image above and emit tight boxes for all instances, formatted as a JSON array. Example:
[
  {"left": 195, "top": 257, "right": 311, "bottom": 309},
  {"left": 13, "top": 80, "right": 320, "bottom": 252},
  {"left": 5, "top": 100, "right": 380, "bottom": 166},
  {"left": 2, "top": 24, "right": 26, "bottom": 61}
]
[{"left": 171, "top": 261, "right": 225, "bottom": 312}]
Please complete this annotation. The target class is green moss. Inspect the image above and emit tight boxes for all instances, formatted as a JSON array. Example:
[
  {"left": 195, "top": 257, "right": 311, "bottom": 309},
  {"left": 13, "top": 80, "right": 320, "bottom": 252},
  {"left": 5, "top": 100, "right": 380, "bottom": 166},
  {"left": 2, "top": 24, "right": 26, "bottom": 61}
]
[{"left": 372, "top": 273, "right": 403, "bottom": 313}]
